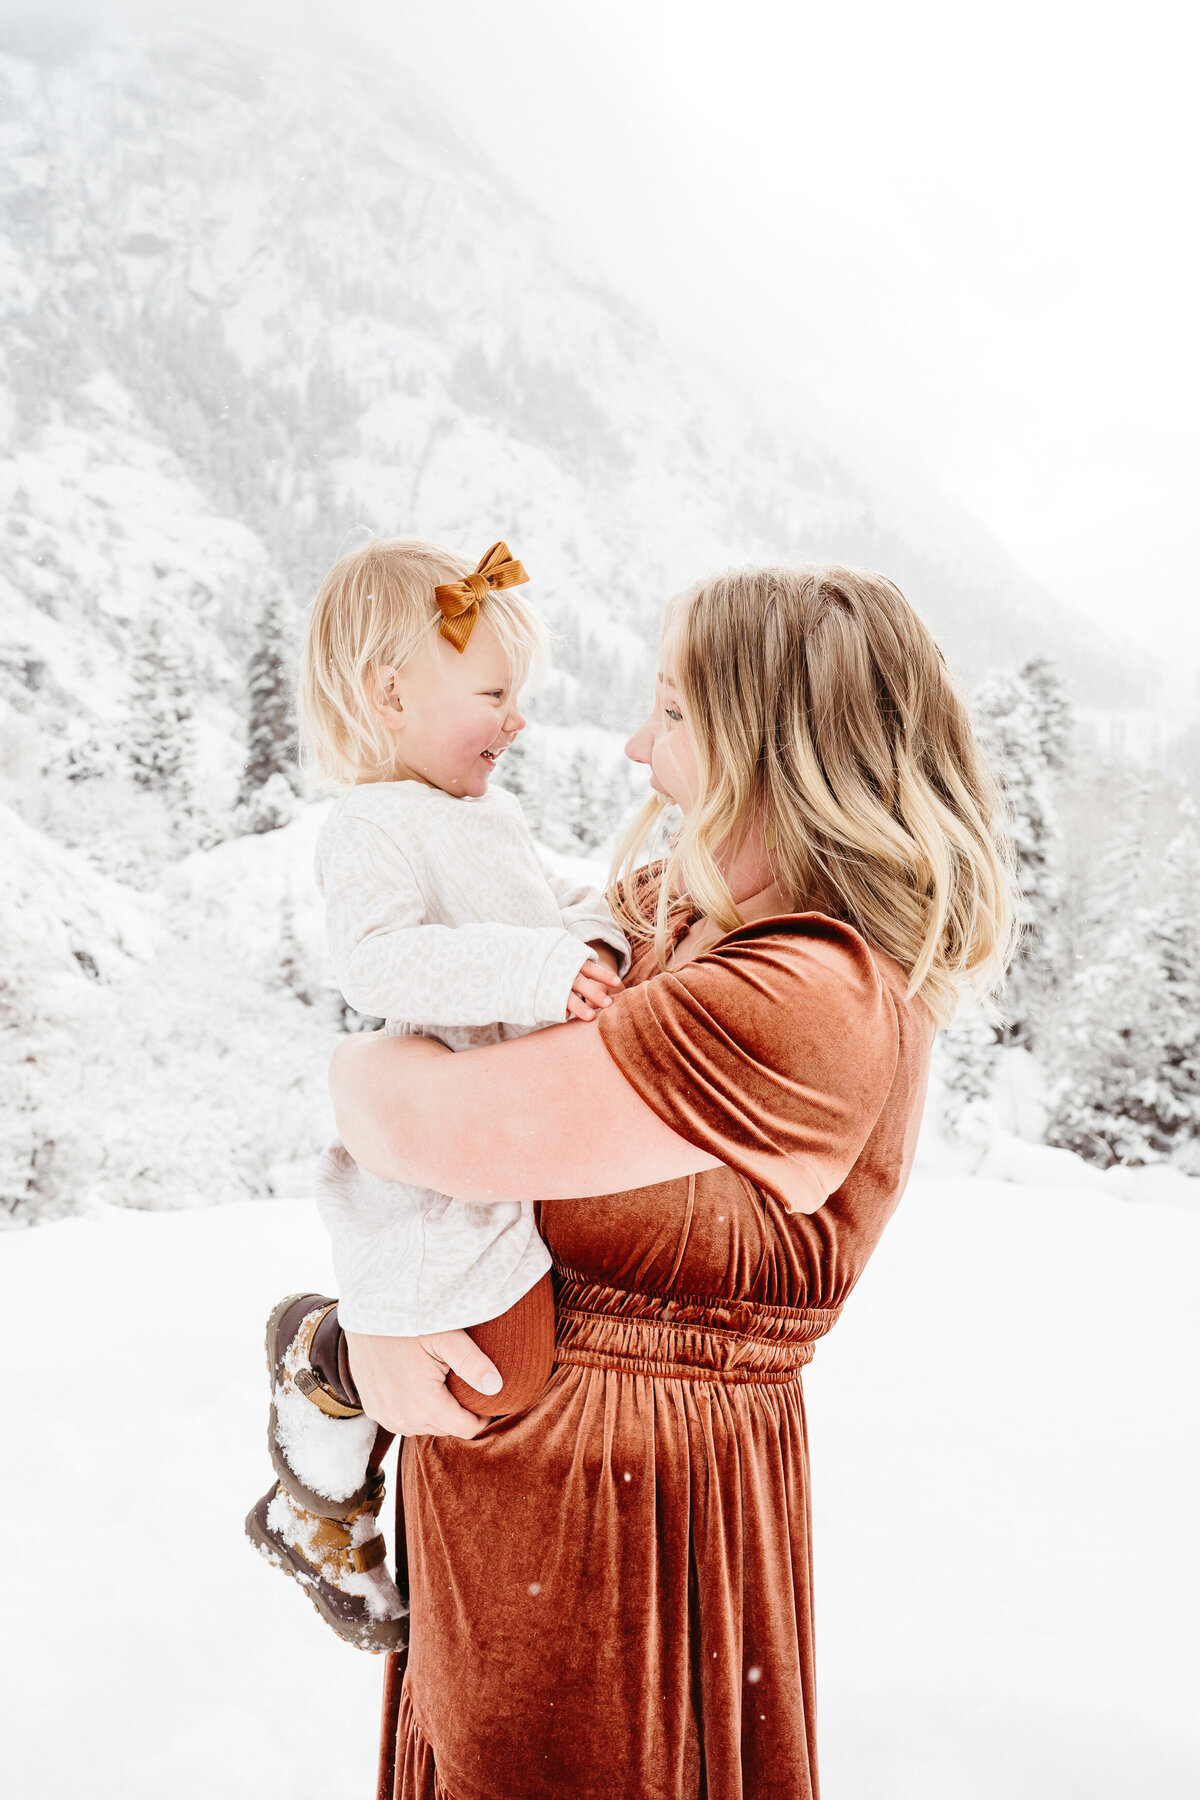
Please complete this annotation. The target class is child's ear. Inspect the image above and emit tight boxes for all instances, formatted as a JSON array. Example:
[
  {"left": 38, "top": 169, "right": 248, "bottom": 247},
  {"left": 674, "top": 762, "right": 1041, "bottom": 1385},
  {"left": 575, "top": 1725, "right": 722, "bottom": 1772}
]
[{"left": 374, "top": 667, "right": 406, "bottom": 734}]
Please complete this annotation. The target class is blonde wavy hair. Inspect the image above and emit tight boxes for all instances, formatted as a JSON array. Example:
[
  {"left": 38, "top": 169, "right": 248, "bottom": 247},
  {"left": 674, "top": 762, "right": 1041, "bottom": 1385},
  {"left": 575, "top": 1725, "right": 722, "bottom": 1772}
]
[
  {"left": 609, "top": 564, "right": 1018, "bottom": 1026},
  {"left": 297, "top": 536, "right": 548, "bottom": 786}
]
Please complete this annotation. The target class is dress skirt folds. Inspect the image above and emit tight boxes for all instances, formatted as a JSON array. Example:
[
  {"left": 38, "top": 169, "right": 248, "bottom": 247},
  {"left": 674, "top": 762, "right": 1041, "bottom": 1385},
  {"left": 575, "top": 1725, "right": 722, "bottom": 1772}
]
[{"left": 386, "top": 911, "right": 934, "bottom": 1800}]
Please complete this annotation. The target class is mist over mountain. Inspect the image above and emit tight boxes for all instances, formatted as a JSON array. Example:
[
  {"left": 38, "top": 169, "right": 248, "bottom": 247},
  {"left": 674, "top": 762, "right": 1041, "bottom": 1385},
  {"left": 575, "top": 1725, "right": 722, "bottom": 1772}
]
[{"left": 0, "top": 23, "right": 1140, "bottom": 790}]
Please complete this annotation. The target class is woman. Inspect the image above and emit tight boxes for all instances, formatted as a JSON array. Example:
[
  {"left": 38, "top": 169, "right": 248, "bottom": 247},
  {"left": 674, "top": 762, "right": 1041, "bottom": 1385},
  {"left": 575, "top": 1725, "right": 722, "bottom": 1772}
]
[{"left": 332, "top": 564, "right": 1016, "bottom": 1800}]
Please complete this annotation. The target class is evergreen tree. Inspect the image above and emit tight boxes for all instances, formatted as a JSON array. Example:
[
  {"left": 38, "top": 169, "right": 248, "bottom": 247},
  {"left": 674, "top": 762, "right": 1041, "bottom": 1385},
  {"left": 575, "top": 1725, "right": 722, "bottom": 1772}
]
[
  {"left": 278, "top": 891, "right": 316, "bottom": 1006},
  {"left": 1045, "top": 801, "right": 1200, "bottom": 1168},
  {"left": 534, "top": 756, "right": 574, "bottom": 853},
  {"left": 126, "top": 616, "right": 195, "bottom": 819},
  {"left": 937, "top": 1004, "right": 1003, "bottom": 1134},
  {"left": 603, "top": 760, "right": 638, "bottom": 847},
  {"left": 0, "top": 977, "right": 38, "bottom": 1220},
  {"left": 564, "top": 746, "right": 610, "bottom": 850},
  {"left": 50, "top": 727, "right": 118, "bottom": 785},
  {"left": 493, "top": 732, "right": 541, "bottom": 831},
  {"left": 1021, "top": 657, "right": 1072, "bottom": 770},
  {"left": 238, "top": 586, "right": 300, "bottom": 816},
  {"left": 974, "top": 659, "right": 1071, "bottom": 1046},
  {"left": 1148, "top": 815, "right": 1200, "bottom": 1151}
]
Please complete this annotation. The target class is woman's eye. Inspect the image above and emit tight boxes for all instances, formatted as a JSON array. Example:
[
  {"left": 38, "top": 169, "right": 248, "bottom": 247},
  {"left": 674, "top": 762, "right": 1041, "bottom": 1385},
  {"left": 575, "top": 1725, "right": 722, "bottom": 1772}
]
[{"left": 664, "top": 706, "right": 682, "bottom": 723}]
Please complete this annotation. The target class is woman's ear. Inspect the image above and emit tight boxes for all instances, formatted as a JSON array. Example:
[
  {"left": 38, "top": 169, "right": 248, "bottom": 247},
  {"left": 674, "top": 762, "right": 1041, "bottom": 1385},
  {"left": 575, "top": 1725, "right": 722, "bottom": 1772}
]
[{"left": 374, "top": 667, "right": 406, "bottom": 735}]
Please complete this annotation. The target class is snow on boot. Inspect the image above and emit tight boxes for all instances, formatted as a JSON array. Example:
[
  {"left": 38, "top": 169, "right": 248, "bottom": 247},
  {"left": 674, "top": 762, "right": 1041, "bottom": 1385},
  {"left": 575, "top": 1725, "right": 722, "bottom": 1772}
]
[
  {"left": 245, "top": 1475, "right": 408, "bottom": 1656},
  {"left": 265, "top": 1292, "right": 379, "bottom": 1516},
  {"left": 246, "top": 1291, "right": 407, "bottom": 1652}
]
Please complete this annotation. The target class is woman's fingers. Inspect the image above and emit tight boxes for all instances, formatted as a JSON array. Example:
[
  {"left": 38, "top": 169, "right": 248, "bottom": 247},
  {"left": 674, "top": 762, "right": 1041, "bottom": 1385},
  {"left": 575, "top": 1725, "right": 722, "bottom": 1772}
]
[
  {"left": 404, "top": 1383, "right": 490, "bottom": 1440},
  {"left": 343, "top": 1327, "right": 490, "bottom": 1440},
  {"left": 422, "top": 1328, "right": 503, "bottom": 1396}
]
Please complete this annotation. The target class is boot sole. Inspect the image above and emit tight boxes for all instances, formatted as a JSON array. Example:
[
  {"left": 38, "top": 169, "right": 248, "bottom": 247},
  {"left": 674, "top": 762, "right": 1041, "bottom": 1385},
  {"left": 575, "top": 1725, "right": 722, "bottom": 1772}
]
[{"left": 244, "top": 1500, "right": 405, "bottom": 1657}]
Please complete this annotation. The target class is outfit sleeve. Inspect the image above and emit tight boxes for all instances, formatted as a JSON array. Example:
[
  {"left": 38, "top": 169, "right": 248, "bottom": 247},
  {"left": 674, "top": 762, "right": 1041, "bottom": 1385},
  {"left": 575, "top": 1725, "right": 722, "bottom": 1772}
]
[
  {"left": 323, "top": 817, "right": 592, "bottom": 1028},
  {"left": 540, "top": 868, "right": 632, "bottom": 976},
  {"left": 596, "top": 915, "right": 900, "bottom": 1213}
]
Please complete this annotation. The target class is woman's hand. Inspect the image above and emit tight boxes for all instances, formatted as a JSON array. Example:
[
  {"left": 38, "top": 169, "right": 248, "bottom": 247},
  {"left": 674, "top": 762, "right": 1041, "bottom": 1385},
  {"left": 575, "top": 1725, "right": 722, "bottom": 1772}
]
[
  {"left": 344, "top": 1328, "right": 502, "bottom": 1440},
  {"left": 566, "top": 953, "right": 624, "bottom": 1022}
]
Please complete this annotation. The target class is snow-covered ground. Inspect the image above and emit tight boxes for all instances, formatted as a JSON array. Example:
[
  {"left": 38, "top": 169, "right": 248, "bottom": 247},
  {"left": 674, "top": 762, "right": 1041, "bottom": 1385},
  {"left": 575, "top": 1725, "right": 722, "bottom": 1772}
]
[{"left": 4, "top": 1166, "right": 1197, "bottom": 1798}]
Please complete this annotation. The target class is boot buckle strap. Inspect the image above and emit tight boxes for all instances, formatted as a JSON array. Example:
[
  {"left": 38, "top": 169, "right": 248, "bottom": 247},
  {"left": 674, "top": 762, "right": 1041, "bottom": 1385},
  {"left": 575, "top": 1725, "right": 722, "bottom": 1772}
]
[
  {"left": 323, "top": 1533, "right": 387, "bottom": 1577},
  {"left": 294, "top": 1366, "right": 364, "bottom": 1419},
  {"left": 293, "top": 1306, "right": 364, "bottom": 1418},
  {"left": 305, "top": 1507, "right": 388, "bottom": 1577},
  {"left": 347, "top": 1535, "right": 386, "bottom": 1575}
]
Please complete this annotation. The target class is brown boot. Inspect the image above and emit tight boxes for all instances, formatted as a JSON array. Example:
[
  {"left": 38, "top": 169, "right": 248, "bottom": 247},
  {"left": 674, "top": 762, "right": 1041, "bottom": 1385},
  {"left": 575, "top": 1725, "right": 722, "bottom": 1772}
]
[
  {"left": 246, "top": 1292, "right": 406, "bottom": 1653},
  {"left": 264, "top": 1292, "right": 380, "bottom": 1516},
  {"left": 245, "top": 1476, "right": 408, "bottom": 1656}
]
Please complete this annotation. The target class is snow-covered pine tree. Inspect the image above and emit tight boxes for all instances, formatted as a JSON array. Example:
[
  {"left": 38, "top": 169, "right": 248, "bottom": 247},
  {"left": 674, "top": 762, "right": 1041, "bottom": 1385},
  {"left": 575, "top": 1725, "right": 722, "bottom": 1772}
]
[
  {"left": 564, "top": 745, "right": 613, "bottom": 851},
  {"left": 1021, "top": 657, "right": 1072, "bottom": 770},
  {"left": 0, "top": 976, "right": 38, "bottom": 1220},
  {"left": 493, "top": 731, "right": 542, "bottom": 832},
  {"left": 934, "top": 659, "right": 1070, "bottom": 1134},
  {"left": 936, "top": 1003, "right": 1003, "bottom": 1135},
  {"left": 0, "top": 971, "right": 78, "bottom": 1224},
  {"left": 1045, "top": 799, "right": 1200, "bottom": 1169},
  {"left": 974, "top": 658, "right": 1071, "bottom": 1047},
  {"left": 534, "top": 756, "right": 575, "bottom": 853},
  {"left": 49, "top": 726, "right": 119, "bottom": 785},
  {"left": 1147, "top": 813, "right": 1200, "bottom": 1159},
  {"left": 604, "top": 759, "right": 638, "bottom": 848},
  {"left": 278, "top": 891, "right": 316, "bottom": 1007},
  {"left": 575, "top": 638, "right": 654, "bottom": 733},
  {"left": 237, "top": 585, "right": 300, "bottom": 823},
  {"left": 126, "top": 616, "right": 195, "bottom": 821}
]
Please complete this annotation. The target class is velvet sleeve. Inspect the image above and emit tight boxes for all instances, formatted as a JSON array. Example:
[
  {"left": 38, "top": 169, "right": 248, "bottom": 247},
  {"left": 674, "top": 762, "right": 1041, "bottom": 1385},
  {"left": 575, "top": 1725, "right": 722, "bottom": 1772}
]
[{"left": 596, "top": 914, "right": 901, "bottom": 1214}]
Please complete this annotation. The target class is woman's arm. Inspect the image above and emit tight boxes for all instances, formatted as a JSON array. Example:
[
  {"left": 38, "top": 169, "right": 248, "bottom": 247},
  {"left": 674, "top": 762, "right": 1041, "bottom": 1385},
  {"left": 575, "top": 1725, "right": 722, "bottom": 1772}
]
[{"left": 330, "top": 1020, "right": 722, "bottom": 1202}]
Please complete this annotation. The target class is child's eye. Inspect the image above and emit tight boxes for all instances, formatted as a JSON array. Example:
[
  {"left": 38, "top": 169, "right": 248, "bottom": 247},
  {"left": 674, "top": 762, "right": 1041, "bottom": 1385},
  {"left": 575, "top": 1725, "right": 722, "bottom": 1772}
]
[{"left": 664, "top": 706, "right": 682, "bottom": 723}]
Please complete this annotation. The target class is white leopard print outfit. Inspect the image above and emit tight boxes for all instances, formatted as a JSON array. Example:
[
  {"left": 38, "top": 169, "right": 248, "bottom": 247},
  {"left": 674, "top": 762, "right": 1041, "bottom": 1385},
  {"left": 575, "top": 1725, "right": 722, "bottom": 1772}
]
[{"left": 315, "top": 780, "right": 630, "bottom": 1337}]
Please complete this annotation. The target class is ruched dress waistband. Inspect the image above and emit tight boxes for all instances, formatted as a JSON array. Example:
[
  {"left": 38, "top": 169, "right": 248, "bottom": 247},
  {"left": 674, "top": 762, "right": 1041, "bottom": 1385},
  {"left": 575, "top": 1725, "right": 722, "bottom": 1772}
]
[{"left": 552, "top": 1268, "right": 842, "bottom": 1385}]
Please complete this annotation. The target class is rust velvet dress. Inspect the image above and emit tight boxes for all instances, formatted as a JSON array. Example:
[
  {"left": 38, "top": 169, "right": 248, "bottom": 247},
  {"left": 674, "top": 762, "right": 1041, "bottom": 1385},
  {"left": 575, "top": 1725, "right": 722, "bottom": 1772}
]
[{"left": 388, "top": 909, "right": 934, "bottom": 1800}]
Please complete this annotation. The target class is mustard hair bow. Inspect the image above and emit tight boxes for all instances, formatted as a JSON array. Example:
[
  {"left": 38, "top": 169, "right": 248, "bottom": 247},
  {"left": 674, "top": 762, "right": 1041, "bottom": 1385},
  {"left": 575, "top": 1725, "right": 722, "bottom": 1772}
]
[{"left": 433, "top": 541, "right": 529, "bottom": 653}]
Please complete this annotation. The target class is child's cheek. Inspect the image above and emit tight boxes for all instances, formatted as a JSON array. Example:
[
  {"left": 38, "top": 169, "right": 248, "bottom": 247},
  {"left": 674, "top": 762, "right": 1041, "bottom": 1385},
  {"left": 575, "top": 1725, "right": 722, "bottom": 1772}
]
[{"left": 450, "top": 716, "right": 490, "bottom": 762}]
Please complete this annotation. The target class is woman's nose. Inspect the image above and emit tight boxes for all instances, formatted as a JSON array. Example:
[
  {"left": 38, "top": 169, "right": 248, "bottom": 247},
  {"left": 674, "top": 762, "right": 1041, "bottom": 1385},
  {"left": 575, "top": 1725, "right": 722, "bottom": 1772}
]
[{"left": 624, "top": 715, "right": 653, "bottom": 764}]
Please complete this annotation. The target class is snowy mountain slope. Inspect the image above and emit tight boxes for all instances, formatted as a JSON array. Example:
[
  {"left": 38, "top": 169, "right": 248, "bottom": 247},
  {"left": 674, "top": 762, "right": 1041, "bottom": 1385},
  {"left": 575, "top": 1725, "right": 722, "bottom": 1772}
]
[
  {"left": 0, "top": 366, "right": 276, "bottom": 779},
  {"left": 0, "top": 23, "right": 1135, "bottom": 804},
  {"left": 0, "top": 23, "right": 1168, "bottom": 1227},
  {"left": 0, "top": 797, "right": 339, "bottom": 1220},
  {"left": 3, "top": 1175, "right": 1196, "bottom": 1799},
  {"left": 0, "top": 773, "right": 645, "bottom": 1222}
]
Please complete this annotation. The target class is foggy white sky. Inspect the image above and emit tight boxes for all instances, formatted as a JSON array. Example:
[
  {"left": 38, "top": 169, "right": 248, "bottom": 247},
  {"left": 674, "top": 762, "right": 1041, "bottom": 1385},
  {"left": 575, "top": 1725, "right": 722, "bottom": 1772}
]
[
  {"left": 15, "top": 0, "right": 1200, "bottom": 678},
  {"left": 382, "top": 1, "right": 1200, "bottom": 679}
]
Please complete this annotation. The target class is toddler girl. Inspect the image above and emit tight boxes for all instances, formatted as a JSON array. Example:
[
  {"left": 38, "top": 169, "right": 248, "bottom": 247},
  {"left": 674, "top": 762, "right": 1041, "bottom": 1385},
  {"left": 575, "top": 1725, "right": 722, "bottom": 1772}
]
[{"left": 244, "top": 537, "right": 629, "bottom": 1653}]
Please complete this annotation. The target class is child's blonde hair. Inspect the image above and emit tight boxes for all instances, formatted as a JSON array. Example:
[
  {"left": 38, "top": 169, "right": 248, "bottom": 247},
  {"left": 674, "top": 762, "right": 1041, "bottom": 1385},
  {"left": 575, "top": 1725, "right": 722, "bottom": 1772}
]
[
  {"left": 297, "top": 536, "right": 548, "bottom": 785},
  {"left": 609, "top": 563, "right": 1018, "bottom": 1027}
]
